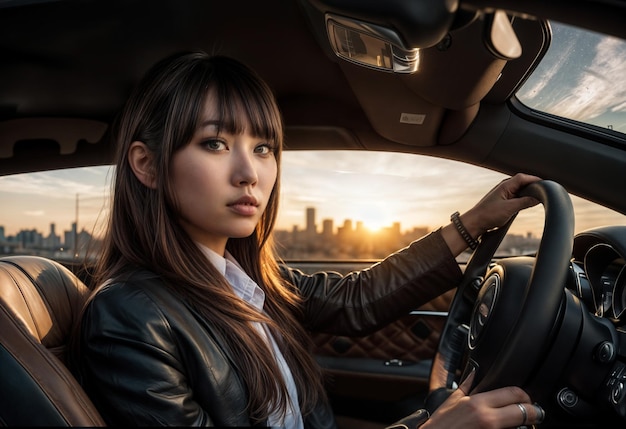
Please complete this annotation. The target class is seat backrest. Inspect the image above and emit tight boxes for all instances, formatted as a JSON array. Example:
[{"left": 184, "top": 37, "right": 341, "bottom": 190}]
[{"left": 0, "top": 255, "right": 105, "bottom": 426}]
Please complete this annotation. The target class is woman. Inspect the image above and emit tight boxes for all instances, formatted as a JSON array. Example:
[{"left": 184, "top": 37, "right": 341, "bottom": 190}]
[{"left": 72, "top": 51, "right": 545, "bottom": 428}]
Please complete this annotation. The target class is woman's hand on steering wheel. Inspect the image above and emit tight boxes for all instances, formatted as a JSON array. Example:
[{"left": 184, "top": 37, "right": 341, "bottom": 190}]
[
  {"left": 423, "top": 370, "right": 546, "bottom": 429},
  {"left": 442, "top": 173, "right": 542, "bottom": 257}
]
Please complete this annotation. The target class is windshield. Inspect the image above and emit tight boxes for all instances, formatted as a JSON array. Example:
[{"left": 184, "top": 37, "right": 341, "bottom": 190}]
[{"left": 3, "top": 152, "right": 624, "bottom": 264}]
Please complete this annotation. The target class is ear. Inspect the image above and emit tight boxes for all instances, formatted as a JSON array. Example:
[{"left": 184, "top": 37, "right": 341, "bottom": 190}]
[{"left": 128, "top": 141, "right": 157, "bottom": 189}]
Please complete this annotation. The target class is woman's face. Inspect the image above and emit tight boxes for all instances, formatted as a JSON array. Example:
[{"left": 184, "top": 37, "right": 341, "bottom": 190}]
[{"left": 170, "top": 91, "right": 278, "bottom": 255}]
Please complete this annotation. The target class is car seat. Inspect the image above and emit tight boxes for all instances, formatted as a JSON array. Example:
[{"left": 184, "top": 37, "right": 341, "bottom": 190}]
[{"left": 0, "top": 255, "right": 105, "bottom": 426}]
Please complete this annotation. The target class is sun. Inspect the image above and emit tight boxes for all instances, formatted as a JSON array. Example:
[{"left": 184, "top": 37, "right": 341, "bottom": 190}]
[{"left": 358, "top": 207, "right": 392, "bottom": 232}]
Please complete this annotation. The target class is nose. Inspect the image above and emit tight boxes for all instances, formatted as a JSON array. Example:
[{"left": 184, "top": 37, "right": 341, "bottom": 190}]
[{"left": 231, "top": 150, "right": 258, "bottom": 187}]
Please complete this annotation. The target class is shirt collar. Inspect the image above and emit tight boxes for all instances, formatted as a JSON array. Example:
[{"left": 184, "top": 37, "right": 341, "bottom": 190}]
[{"left": 197, "top": 243, "right": 265, "bottom": 311}]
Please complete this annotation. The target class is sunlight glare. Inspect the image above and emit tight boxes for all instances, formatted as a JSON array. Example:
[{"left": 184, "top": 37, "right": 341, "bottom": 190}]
[{"left": 357, "top": 205, "right": 394, "bottom": 233}]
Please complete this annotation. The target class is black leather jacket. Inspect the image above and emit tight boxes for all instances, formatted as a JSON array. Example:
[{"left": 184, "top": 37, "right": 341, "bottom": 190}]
[{"left": 74, "top": 230, "right": 462, "bottom": 427}]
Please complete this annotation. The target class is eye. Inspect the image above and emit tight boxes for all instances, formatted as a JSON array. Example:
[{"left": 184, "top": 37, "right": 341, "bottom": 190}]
[
  {"left": 202, "top": 138, "right": 227, "bottom": 151},
  {"left": 255, "top": 143, "right": 275, "bottom": 155}
]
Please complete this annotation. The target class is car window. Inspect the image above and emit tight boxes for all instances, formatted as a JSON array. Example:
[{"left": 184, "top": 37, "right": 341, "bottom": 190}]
[
  {"left": 1, "top": 151, "right": 624, "bottom": 263},
  {"left": 516, "top": 21, "right": 626, "bottom": 137},
  {"left": 0, "top": 166, "right": 113, "bottom": 260}
]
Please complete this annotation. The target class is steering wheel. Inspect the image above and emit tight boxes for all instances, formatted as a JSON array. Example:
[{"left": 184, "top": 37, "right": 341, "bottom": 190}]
[{"left": 428, "top": 180, "right": 574, "bottom": 406}]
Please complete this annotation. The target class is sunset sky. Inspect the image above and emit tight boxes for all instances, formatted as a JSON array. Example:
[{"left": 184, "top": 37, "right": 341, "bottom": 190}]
[{"left": 0, "top": 22, "right": 625, "bottom": 240}]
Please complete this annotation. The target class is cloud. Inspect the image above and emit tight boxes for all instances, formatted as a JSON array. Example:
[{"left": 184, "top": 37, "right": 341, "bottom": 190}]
[
  {"left": 517, "top": 36, "right": 577, "bottom": 101},
  {"left": 551, "top": 37, "right": 626, "bottom": 122},
  {"left": 517, "top": 23, "right": 626, "bottom": 132},
  {"left": 0, "top": 167, "right": 110, "bottom": 200}
]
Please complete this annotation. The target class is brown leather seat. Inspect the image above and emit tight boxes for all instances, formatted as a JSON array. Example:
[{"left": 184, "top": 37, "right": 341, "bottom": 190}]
[{"left": 0, "top": 255, "right": 105, "bottom": 426}]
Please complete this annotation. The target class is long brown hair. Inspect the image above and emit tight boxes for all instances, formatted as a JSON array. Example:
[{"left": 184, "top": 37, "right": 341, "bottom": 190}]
[{"left": 93, "top": 51, "right": 325, "bottom": 421}]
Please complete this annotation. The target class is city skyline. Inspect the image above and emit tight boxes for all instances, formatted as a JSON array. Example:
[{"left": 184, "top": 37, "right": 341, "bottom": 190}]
[
  {"left": 0, "top": 205, "right": 541, "bottom": 263},
  {"left": 0, "top": 205, "right": 429, "bottom": 244},
  {"left": 2, "top": 194, "right": 623, "bottom": 245}
]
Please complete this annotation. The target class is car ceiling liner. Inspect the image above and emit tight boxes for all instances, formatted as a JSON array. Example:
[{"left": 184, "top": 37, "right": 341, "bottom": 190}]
[{"left": 300, "top": 0, "right": 546, "bottom": 147}]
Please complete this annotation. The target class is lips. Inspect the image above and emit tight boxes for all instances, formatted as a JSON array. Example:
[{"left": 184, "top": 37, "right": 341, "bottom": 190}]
[
  {"left": 228, "top": 195, "right": 259, "bottom": 207},
  {"left": 227, "top": 195, "right": 260, "bottom": 216}
]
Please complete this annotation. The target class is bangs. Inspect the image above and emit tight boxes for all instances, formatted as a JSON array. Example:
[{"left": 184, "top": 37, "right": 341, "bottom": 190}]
[{"left": 211, "top": 58, "right": 283, "bottom": 146}]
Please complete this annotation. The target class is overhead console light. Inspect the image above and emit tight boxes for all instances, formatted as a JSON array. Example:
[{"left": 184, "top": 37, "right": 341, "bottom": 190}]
[{"left": 325, "top": 14, "right": 419, "bottom": 73}]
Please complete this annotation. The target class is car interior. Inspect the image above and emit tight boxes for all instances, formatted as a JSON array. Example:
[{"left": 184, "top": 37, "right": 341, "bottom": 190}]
[{"left": 1, "top": 0, "right": 625, "bottom": 427}]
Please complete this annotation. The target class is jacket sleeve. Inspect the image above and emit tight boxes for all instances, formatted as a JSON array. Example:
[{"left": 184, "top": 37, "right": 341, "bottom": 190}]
[
  {"left": 76, "top": 282, "right": 213, "bottom": 426},
  {"left": 281, "top": 229, "right": 463, "bottom": 336}
]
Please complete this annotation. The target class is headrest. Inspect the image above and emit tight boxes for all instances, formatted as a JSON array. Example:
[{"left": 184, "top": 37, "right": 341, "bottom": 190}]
[
  {"left": 0, "top": 255, "right": 105, "bottom": 426},
  {"left": 0, "top": 255, "right": 90, "bottom": 363}
]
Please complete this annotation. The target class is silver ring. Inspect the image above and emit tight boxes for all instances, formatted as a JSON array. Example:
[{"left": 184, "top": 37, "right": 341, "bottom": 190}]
[
  {"left": 533, "top": 403, "right": 545, "bottom": 424},
  {"left": 517, "top": 403, "right": 528, "bottom": 425}
]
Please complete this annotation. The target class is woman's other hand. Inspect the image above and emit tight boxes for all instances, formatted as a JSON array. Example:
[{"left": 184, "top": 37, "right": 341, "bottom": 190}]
[{"left": 422, "top": 371, "right": 545, "bottom": 429}]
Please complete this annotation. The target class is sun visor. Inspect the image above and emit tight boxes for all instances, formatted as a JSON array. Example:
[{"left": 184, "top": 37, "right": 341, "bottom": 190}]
[
  {"left": 300, "top": 1, "right": 542, "bottom": 146},
  {"left": 400, "top": 11, "right": 514, "bottom": 110}
]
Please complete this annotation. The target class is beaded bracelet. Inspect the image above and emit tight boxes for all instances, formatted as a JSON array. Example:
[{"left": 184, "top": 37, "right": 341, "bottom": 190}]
[{"left": 451, "top": 211, "right": 479, "bottom": 250}]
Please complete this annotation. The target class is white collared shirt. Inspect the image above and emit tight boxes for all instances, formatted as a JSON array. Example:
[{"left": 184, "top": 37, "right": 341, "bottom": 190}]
[{"left": 198, "top": 244, "right": 303, "bottom": 429}]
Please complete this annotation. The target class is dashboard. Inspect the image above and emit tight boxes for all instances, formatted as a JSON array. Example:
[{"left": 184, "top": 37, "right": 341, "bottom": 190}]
[
  {"left": 569, "top": 225, "right": 626, "bottom": 323},
  {"left": 566, "top": 225, "right": 626, "bottom": 421}
]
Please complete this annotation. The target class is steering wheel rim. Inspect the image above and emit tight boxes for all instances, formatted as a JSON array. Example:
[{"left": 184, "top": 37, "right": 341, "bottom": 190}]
[{"left": 428, "top": 179, "right": 575, "bottom": 401}]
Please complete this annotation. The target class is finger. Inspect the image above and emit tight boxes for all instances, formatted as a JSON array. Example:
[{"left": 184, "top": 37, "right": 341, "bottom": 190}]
[
  {"left": 532, "top": 402, "right": 546, "bottom": 425},
  {"left": 504, "top": 174, "right": 542, "bottom": 196},
  {"left": 510, "top": 172, "right": 543, "bottom": 187},
  {"left": 455, "top": 367, "right": 476, "bottom": 396},
  {"left": 502, "top": 402, "right": 546, "bottom": 428},
  {"left": 496, "top": 193, "right": 541, "bottom": 218},
  {"left": 517, "top": 402, "right": 529, "bottom": 426},
  {"left": 509, "top": 195, "right": 541, "bottom": 209},
  {"left": 470, "top": 385, "right": 531, "bottom": 408}
]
